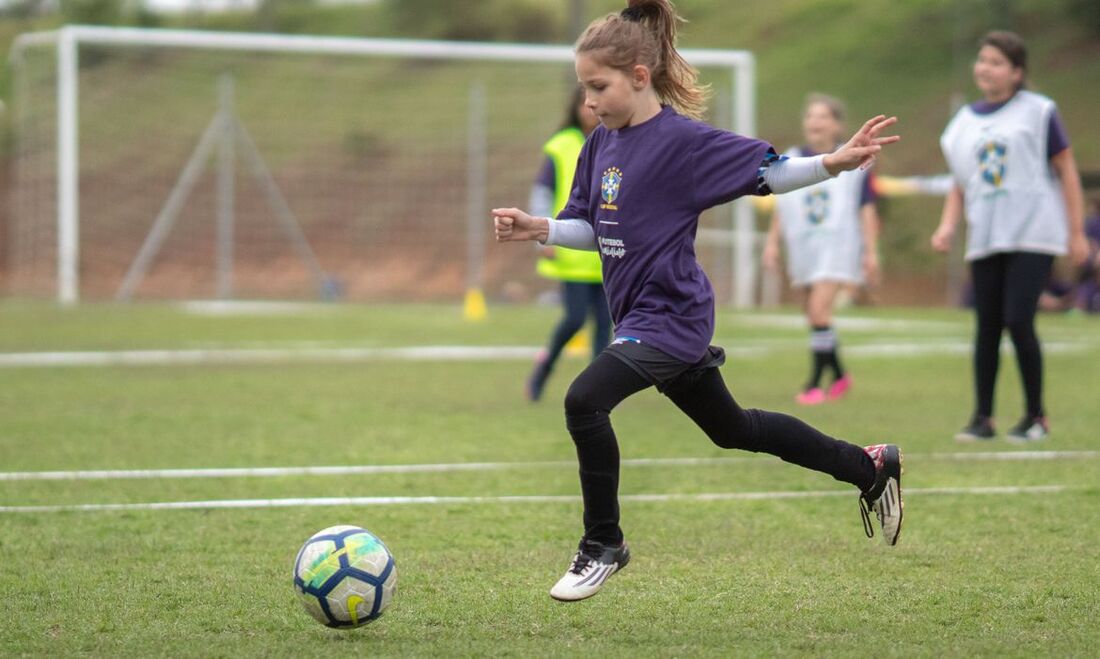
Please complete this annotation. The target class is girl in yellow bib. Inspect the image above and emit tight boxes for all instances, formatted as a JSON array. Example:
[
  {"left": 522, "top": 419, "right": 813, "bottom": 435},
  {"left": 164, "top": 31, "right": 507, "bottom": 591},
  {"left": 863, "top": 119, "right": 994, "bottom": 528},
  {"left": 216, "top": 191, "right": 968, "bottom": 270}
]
[{"left": 527, "top": 87, "right": 609, "bottom": 401}]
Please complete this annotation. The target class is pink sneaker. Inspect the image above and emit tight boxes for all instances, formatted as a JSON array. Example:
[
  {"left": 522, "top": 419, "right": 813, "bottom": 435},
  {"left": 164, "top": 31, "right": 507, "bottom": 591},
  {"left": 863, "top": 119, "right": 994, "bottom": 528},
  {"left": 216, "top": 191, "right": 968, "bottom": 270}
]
[
  {"left": 826, "top": 374, "right": 852, "bottom": 400},
  {"left": 795, "top": 387, "right": 826, "bottom": 405}
]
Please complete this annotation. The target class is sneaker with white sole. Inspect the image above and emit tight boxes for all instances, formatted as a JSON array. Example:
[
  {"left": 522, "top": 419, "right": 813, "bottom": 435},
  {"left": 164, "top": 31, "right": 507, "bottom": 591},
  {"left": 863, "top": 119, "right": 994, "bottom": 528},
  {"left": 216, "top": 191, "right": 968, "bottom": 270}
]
[
  {"left": 549, "top": 539, "right": 630, "bottom": 602},
  {"left": 1006, "top": 416, "right": 1049, "bottom": 443},
  {"left": 859, "top": 444, "right": 903, "bottom": 545}
]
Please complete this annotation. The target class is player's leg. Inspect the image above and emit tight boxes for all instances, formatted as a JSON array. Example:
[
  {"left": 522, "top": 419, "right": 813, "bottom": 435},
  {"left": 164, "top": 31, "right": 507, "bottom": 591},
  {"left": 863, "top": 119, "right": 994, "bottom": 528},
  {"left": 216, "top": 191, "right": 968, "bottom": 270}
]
[
  {"left": 588, "top": 284, "right": 612, "bottom": 360},
  {"left": 528, "top": 281, "right": 590, "bottom": 401},
  {"left": 796, "top": 285, "right": 827, "bottom": 404},
  {"left": 1002, "top": 252, "right": 1054, "bottom": 442},
  {"left": 663, "top": 367, "right": 903, "bottom": 545},
  {"left": 959, "top": 254, "right": 1006, "bottom": 440},
  {"left": 806, "top": 280, "right": 851, "bottom": 402},
  {"left": 550, "top": 352, "right": 650, "bottom": 601}
]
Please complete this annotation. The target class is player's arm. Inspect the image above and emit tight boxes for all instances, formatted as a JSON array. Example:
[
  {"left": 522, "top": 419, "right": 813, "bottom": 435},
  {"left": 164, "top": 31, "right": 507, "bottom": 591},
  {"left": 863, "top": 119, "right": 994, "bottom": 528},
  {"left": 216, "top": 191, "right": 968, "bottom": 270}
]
[
  {"left": 860, "top": 203, "right": 881, "bottom": 284},
  {"left": 759, "top": 115, "right": 898, "bottom": 195},
  {"left": 529, "top": 160, "right": 558, "bottom": 258},
  {"left": 492, "top": 209, "right": 597, "bottom": 250},
  {"left": 931, "top": 184, "right": 964, "bottom": 252},
  {"left": 1050, "top": 147, "right": 1088, "bottom": 266},
  {"left": 762, "top": 210, "right": 782, "bottom": 272}
]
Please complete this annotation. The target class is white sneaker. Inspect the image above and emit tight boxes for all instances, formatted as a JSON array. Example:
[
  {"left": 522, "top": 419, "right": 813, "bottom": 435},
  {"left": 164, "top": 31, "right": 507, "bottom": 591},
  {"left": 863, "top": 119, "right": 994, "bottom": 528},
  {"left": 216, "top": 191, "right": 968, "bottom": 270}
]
[
  {"left": 549, "top": 539, "right": 630, "bottom": 602},
  {"left": 859, "top": 444, "right": 903, "bottom": 545}
]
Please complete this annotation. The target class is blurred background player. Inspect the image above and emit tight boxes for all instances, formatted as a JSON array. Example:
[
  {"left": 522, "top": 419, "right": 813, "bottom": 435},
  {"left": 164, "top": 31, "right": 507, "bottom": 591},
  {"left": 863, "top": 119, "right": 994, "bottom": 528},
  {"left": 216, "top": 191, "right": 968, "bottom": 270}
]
[
  {"left": 1076, "top": 197, "right": 1100, "bottom": 313},
  {"left": 527, "top": 87, "right": 610, "bottom": 402},
  {"left": 763, "top": 94, "right": 880, "bottom": 405},
  {"left": 932, "top": 31, "right": 1089, "bottom": 443},
  {"left": 494, "top": 0, "right": 902, "bottom": 603}
]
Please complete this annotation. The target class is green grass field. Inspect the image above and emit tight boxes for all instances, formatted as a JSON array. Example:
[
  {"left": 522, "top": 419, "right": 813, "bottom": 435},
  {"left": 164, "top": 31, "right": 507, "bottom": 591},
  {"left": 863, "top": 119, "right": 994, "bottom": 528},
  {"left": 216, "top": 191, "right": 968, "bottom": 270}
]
[{"left": 1, "top": 302, "right": 1098, "bottom": 657}]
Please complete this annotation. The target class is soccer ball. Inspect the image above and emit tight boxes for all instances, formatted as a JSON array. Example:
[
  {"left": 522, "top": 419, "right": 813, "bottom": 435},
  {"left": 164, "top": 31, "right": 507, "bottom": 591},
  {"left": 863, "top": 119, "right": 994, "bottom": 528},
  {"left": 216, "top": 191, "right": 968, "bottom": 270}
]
[{"left": 293, "top": 525, "right": 397, "bottom": 628}]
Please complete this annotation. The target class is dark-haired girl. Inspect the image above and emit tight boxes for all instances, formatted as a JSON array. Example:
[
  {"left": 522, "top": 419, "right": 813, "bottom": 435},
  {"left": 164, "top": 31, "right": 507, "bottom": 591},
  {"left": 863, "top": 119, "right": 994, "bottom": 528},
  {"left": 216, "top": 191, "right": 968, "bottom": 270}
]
[{"left": 932, "top": 31, "right": 1088, "bottom": 443}]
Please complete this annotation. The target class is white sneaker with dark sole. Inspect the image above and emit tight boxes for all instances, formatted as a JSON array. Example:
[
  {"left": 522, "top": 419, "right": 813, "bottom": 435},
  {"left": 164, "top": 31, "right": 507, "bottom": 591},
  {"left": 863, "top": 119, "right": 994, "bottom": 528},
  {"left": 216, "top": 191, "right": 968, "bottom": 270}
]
[
  {"left": 860, "top": 444, "right": 903, "bottom": 545},
  {"left": 549, "top": 539, "right": 630, "bottom": 602}
]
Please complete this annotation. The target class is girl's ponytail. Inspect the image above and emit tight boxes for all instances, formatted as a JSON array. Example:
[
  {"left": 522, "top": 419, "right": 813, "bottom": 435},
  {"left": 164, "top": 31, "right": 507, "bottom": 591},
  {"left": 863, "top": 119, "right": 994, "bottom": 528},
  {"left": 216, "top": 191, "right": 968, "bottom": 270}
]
[{"left": 577, "top": 0, "right": 709, "bottom": 120}]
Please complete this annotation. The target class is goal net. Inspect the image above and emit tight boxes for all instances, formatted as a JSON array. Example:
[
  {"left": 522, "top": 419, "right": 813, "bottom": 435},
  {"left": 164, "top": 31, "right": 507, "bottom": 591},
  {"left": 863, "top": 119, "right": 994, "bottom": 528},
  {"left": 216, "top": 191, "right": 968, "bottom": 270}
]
[{"left": 7, "top": 27, "right": 756, "bottom": 306}]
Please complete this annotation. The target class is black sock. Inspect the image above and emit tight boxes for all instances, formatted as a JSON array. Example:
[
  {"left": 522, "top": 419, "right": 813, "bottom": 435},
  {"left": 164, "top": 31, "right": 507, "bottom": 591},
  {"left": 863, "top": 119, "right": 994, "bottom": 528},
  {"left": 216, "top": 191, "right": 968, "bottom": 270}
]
[
  {"left": 828, "top": 348, "right": 845, "bottom": 380},
  {"left": 564, "top": 353, "right": 650, "bottom": 545},
  {"left": 808, "top": 350, "right": 828, "bottom": 390},
  {"left": 808, "top": 325, "right": 837, "bottom": 389}
]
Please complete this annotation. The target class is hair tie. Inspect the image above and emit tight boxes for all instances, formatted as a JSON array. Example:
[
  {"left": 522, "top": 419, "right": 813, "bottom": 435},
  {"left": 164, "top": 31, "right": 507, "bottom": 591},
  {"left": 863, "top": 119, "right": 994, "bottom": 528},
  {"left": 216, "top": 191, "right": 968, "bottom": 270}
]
[{"left": 620, "top": 6, "right": 645, "bottom": 21}]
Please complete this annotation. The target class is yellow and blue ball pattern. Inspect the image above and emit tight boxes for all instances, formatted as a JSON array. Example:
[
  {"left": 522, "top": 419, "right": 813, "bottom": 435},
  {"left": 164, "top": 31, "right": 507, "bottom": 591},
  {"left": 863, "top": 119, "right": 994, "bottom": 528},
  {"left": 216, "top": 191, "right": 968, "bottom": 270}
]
[{"left": 293, "top": 525, "right": 397, "bottom": 628}]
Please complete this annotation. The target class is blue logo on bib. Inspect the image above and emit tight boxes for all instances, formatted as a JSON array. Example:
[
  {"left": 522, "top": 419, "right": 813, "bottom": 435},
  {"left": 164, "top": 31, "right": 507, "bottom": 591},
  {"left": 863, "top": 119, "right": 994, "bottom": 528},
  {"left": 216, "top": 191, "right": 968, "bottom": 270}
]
[
  {"left": 804, "top": 189, "right": 830, "bottom": 226},
  {"left": 601, "top": 167, "right": 623, "bottom": 204},
  {"left": 978, "top": 141, "right": 1007, "bottom": 188}
]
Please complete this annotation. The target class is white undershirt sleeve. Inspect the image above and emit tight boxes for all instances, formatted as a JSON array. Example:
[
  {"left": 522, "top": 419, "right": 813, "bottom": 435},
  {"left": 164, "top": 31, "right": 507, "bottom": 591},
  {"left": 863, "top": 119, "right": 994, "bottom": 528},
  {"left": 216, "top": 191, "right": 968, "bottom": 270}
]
[
  {"left": 542, "top": 218, "right": 597, "bottom": 251},
  {"left": 761, "top": 154, "right": 833, "bottom": 194}
]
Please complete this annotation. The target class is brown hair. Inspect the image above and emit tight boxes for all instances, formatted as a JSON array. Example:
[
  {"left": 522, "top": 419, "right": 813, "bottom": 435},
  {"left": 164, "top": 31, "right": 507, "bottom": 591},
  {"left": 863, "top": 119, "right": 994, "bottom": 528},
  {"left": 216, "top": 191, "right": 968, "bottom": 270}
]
[
  {"left": 980, "top": 30, "right": 1028, "bottom": 90},
  {"left": 804, "top": 93, "right": 846, "bottom": 123},
  {"left": 575, "top": 0, "right": 709, "bottom": 120},
  {"left": 563, "top": 85, "right": 588, "bottom": 131}
]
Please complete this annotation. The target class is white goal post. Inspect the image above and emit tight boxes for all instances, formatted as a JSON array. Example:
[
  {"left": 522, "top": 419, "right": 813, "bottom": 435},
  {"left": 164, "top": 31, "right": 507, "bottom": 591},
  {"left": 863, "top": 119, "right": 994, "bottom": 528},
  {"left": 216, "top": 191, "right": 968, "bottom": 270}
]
[{"left": 9, "top": 26, "right": 758, "bottom": 307}]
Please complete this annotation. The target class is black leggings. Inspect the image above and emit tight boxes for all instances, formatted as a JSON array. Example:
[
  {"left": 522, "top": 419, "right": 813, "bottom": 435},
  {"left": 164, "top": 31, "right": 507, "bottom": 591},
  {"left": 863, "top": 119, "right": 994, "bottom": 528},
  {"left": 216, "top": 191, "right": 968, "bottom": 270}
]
[
  {"left": 563, "top": 352, "right": 876, "bottom": 544},
  {"left": 969, "top": 252, "right": 1054, "bottom": 419}
]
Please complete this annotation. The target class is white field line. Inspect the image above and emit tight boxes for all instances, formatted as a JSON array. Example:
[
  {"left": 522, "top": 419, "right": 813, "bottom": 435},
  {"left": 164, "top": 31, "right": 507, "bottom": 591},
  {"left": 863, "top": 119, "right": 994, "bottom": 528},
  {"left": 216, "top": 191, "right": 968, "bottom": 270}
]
[
  {"left": 177, "top": 300, "right": 337, "bottom": 316},
  {"left": 845, "top": 341, "right": 1087, "bottom": 357},
  {"left": 1, "top": 451, "right": 1095, "bottom": 482},
  {"left": 0, "top": 345, "right": 541, "bottom": 368},
  {"left": 0, "top": 339, "right": 1094, "bottom": 368},
  {"left": 727, "top": 314, "right": 964, "bottom": 332},
  {"left": 0, "top": 485, "right": 1074, "bottom": 514}
]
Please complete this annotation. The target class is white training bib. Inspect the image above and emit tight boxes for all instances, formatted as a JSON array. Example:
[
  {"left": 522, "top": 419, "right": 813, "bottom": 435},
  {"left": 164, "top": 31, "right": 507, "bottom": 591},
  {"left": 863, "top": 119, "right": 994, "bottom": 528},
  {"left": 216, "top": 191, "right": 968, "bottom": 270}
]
[
  {"left": 940, "top": 90, "right": 1068, "bottom": 261},
  {"left": 774, "top": 147, "right": 869, "bottom": 286}
]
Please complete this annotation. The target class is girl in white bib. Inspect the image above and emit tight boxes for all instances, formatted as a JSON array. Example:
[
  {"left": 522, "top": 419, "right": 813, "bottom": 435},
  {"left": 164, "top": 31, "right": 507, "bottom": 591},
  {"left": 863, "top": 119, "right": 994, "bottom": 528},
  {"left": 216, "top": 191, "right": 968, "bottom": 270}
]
[
  {"left": 763, "top": 94, "right": 881, "bottom": 405},
  {"left": 931, "top": 31, "right": 1089, "bottom": 442}
]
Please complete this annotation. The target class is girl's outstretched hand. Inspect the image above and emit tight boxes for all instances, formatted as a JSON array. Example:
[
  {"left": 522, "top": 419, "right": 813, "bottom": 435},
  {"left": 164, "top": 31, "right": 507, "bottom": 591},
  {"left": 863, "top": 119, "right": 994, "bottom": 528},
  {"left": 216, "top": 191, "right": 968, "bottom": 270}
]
[
  {"left": 492, "top": 208, "right": 549, "bottom": 243},
  {"left": 824, "top": 115, "right": 900, "bottom": 175}
]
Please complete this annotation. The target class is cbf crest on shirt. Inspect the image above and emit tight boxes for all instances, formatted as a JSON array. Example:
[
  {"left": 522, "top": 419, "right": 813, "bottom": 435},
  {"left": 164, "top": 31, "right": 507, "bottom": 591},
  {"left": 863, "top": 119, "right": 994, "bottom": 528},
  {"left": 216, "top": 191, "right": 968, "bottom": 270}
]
[
  {"left": 941, "top": 90, "right": 1068, "bottom": 260},
  {"left": 978, "top": 138, "right": 1008, "bottom": 189},
  {"left": 774, "top": 146, "right": 869, "bottom": 287},
  {"left": 554, "top": 106, "right": 773, "bottom": 364},
  {"left": 601, "top": 167, "right": 622, "bottom": 209},
  {"left": 805, "top": 189, "right": 830, "bottom": 226}
]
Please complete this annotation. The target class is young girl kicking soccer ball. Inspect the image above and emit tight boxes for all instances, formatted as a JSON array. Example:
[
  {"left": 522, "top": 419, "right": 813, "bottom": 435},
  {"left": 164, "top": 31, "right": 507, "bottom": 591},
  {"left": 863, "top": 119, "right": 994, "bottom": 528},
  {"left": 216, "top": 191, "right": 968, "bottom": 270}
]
[{"left": 493, "top": 0, "right": 903, "bottom": 602}]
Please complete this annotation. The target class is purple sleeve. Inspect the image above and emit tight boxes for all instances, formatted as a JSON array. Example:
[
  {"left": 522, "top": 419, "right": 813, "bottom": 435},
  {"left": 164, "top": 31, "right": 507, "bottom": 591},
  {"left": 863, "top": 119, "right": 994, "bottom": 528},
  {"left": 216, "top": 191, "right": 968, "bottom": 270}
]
[
  {"left": 556, "top": 135, "right": 594, "bottom": 222},
  {"left": 1086, "top": 216, "right": 1100, "bottom": 244},
  {"left": 691, "top": 127, "right": 774, "bottom": 210},
  {"left": 1048, "top": 109, "right": 1070, "bottom": 159},
  {"left": 534, "top": 157, "right": 556, "bottom": 189},
  {"left": 860, "top": 172, "right": 878, "bottom": 207}
]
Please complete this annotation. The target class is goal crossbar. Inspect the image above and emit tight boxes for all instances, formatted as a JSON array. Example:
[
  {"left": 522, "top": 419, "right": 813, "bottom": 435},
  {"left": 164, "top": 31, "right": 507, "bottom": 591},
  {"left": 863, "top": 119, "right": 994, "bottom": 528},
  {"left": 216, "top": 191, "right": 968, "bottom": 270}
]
[{"left": 11, "top": 25, "right": 754, "bottom": 67}]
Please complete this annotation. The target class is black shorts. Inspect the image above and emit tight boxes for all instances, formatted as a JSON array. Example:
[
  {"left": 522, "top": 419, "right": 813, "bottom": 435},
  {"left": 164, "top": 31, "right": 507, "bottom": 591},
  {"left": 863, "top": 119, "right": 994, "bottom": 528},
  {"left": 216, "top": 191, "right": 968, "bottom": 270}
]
[{"left": 604, "top": 339, "right": 726, "bottom": 393}]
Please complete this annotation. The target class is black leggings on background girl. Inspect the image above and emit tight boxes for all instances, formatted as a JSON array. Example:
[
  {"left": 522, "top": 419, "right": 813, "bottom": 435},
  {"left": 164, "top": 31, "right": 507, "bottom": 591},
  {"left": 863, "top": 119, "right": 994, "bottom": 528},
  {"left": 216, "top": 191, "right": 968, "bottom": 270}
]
[{"left": 970, "top": 252, "right": 1053, "bottom": 423}]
